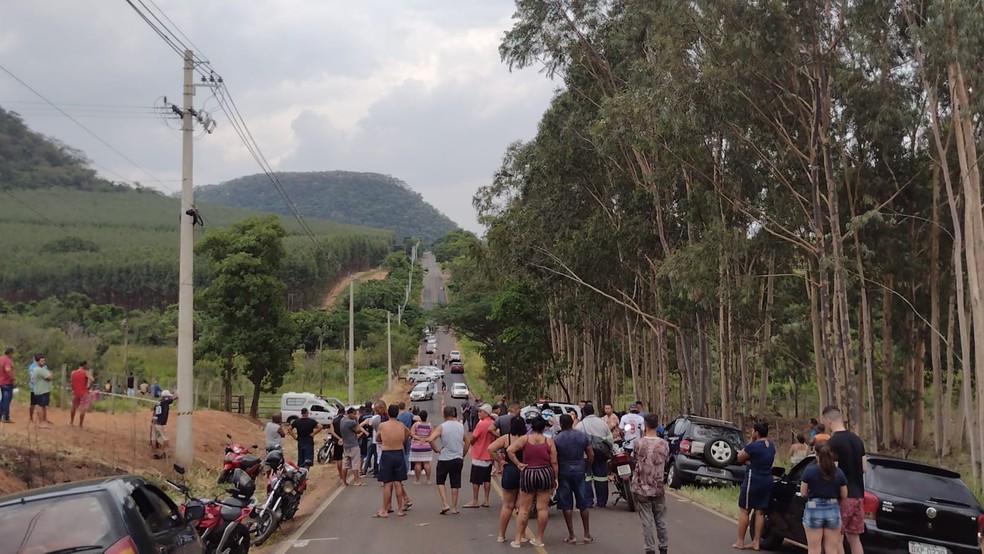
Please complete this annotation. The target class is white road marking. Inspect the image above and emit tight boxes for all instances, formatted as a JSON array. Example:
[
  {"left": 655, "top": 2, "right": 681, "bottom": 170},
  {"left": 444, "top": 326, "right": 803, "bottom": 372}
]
[{"left": 274, "top": 484, "right": 346, "bottom": 554}]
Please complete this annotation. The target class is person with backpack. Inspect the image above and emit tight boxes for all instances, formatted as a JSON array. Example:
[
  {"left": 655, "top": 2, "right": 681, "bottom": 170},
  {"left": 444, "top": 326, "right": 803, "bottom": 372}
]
[{"left": 576, "top": 402, "right": 613, "bottom": 508}]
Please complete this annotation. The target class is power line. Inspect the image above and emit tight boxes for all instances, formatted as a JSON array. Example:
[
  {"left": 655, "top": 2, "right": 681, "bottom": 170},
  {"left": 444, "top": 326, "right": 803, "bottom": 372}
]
[{"left": 0, "top": 62, "right": 179, "bottom": 194}]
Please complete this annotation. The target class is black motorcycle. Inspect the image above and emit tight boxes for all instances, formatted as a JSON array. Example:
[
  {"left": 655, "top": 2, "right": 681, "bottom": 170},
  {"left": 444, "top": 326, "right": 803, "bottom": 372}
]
[{"left": 252, "top": 449, "right": 309, "bottom": 546}]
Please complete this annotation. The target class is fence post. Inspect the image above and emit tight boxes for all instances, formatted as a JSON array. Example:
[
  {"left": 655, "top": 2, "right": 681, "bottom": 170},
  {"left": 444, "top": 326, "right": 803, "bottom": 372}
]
[
  {"left": 110, "top": 375, "right": 116, "bottom": 415},
  {"left": 59, "top": 364, "right": 67, "bottom": 409}
]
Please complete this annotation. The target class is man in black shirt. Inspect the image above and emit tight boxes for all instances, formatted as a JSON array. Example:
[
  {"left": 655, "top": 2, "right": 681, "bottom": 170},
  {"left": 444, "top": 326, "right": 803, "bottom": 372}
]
[
  {"left": 289, "top": 408, "right": 321, "bottom": 468},
  {"left": 151, "top": 390, "right": 177, "bottom": 459},
  {"left": 822, "top": 405, "right": 867, "bottom": 554}
]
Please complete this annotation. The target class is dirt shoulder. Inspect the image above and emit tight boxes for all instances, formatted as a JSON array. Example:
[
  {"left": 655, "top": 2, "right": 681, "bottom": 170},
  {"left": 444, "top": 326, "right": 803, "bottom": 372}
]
[{"left": 322, "top": 268, "right": 388, "bottom": 308}]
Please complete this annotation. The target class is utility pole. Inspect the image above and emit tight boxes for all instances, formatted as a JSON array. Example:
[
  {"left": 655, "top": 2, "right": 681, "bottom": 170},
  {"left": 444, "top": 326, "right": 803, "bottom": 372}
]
[
  {"left": 175, "top": 49, "right": 195, "bottom": 467},
  {"left": 348, "top": 279, "right": 355, "bottom": 405},
  {"left": 387, "top": 311, "right": 393, "bottom": 391}
]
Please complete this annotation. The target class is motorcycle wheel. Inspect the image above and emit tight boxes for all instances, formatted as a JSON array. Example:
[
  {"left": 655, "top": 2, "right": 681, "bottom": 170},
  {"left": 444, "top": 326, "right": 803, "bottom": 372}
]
[
  {"left": 316, "top": 445, "right": 330, "bottom": 465},
  {"left": 251, "top": 509, "right": 280, "bottom": 546},
  {"left": 222, "top": 524, "right": 251, "bottom": 554},
  {"left": 281, "top": 495, "right": 299, "bottom": 520},
  {"left": 622, "top": 476, "right": 636, "bottom": 512}
]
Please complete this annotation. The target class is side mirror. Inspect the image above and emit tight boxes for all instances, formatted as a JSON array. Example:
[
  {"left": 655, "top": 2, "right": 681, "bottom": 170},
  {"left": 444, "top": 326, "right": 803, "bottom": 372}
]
[
  {"left": 771, "top": 466, "right": 785, "bottom": 478},
  {"left": 183, "top": 503, "right": 205, "bottom": 522},
  {"left": 173, "top": 464, "right": 186, "bottom": 475}
]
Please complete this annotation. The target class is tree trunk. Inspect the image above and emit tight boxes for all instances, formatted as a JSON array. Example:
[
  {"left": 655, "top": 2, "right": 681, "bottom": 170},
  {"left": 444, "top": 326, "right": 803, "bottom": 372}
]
[
  {"left": 881, "top": 282, "right": 893, "bottom": 449},
  {"left": 930, "top": 164, "right": 944, "bottom": 455},
  {"left": 759, "top": 258, "right": 775, "bottom": 414},
  {"left": 807, "top": 266, "right": 829, "bottom": 408},
  {"left": 944, "top": 289, "right": 957, "bottom": 456}
]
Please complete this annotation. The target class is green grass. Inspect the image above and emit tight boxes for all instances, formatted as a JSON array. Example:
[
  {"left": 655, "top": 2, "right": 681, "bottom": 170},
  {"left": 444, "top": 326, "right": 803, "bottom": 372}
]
[
  {"left": 457, "top": 336, "right": 493, "bottom": 401},
  {"left": 673, "top": 484, "right": 740, "bottom": 520}
]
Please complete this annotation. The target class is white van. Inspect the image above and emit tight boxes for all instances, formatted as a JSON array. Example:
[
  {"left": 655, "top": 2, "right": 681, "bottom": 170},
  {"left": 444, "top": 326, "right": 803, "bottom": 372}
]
[{"left": 280, "top": 392, "right": 343, "bottom": 426}]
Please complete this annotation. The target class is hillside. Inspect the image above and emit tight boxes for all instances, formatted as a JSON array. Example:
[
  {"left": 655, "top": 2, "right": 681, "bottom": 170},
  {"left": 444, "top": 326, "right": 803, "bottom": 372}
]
[{"left": 195, "top": 171, "right": 459, "bottom": 244}]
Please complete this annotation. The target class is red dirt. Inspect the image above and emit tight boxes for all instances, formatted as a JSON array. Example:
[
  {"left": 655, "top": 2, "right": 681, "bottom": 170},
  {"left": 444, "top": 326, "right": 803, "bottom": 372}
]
[{"left": 322, "top": 268, "right": 388, "bottom": 308}]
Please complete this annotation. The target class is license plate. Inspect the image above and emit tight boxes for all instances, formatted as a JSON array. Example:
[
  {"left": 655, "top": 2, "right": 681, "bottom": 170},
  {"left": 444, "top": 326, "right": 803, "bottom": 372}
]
[
  {"left": 616, "top": 464, "right": 631, "bottom": 477},
  {"left": 908, "top": 542, "right": 949, "bottom": 554},
  {"left": 706, "top": 467, "right": 726, "bottom": 476}
]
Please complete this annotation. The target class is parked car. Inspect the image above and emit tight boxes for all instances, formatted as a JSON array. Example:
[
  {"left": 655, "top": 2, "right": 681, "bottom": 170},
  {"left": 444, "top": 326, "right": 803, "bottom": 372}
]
[
  {"left": 407, "top": 368, "right": 439, "bottom": 383},
  {"left": 425, "top": 343, "right": 436, "bottom": 354},
  {"left": 410, "top": 382, "right": 437, "bottom": 402},
  {"left": 450, "top": 361, "right": 464, "bottom": 374},
  {"left": 662, "top": 415, "right": 746, "bottom": 488},
  {"left": 449, "top": 350, "right": 462, "bottom": 362},
  {"left": 760, "top": 454, "right": 984, "bottom": 553},
  {"left": 281, "top": 392, "right": 342, "bottom": 426},
  {"left": 519, "top": 402, "right": 581, "bottom": 421},
  {"left": 0, "top": 475, "right": 205, "bottom": 554},
  {"left": 420, "top": 365, "right": 445, "bottom": 378},
  {"left": 451, "top": 383, "right": 470, "bottom": 399}
]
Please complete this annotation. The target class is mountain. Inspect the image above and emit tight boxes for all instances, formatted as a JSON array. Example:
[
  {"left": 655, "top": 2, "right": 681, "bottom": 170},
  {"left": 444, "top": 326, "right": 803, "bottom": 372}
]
[{"left": 195, "top": 171, "right": 459, "bottom": 244}]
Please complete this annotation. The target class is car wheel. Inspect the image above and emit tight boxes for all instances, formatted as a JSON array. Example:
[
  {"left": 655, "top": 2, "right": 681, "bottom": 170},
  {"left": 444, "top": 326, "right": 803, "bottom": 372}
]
[
  {"left": 704, "top": 437, "right": 737, "bottom": 468},
  {"left": 667, "top": 460, "right": 685, "bottom": 489},
  {"left": 754, "top": 512, "right": 784, "bottom": 551}
]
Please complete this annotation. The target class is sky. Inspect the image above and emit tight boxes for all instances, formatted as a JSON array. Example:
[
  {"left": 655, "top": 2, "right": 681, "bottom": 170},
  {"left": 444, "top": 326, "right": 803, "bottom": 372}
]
[{"left": 0, "top": 1, "right": 557, "bottom": 234}]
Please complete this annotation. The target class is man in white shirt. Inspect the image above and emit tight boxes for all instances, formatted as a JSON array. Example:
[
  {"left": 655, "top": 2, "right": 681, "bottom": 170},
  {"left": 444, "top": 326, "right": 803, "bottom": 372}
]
[
  {"left": 576, "top": 402, "right": 614, "bottom": 508},
  {"left": 619, "top": 402, "right": 645, "bottom": 453}
]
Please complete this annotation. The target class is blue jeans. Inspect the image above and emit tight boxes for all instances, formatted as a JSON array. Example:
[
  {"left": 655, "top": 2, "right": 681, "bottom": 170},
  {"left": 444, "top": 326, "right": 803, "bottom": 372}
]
[
  {"left": 803, "top": 498, "right": 841, "bottom": 529},
  {"left": 0, "top": 384, "right": 13, "bottom": 421},
  {"left": 297, "top": 441, "right": 314, "bottom": 468},
  {"left": 556, "top": 468, "right": 589, "bottom": 510},
  {"left": 362, "top": 441, "right": 378, "bottom": 474},
  {"left": 584, "top": 456, "right": 610, "bottom": 507}
]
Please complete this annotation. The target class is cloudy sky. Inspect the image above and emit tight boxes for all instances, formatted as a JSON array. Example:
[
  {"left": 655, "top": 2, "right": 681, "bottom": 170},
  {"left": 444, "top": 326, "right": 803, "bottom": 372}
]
[{"left": 0, "top": 1, "right": 557, "bottom": 233}]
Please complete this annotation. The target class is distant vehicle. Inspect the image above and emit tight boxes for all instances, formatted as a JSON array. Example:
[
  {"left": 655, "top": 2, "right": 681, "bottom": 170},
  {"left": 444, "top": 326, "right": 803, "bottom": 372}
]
[
  {"left": 407, "top": 368, "right": 439, "bottom": 383},
  {"left": 280, "top": 392, "right": 341, "bottom": 426},
  {"left": 410, "top": 382, "right": 437, "bottom": 401},
  {"left": 450, "top": 361, "right": 464, "bottom": 374},
  {"left": 426, "top": 336, "right": 438, "bottom": 345},
  {"left": 420, "top": 365, "right": 445, "bottom": 378},
  {"left": 760, "top": 455, "right": 984, "bottom": 554},
  {"left": 425, "top": 343, "right": 436, "bottom": 354},
  {"left": 450, "top": 383, "right": 470, "bottom": 399},
  {"left": 449, "top": 350, "right": 462, "bottom": 362},
  {"left": 0, "top": 475, "right": 205, "bottom": 554},
  {"left": 520, "top": 402, "right": 581, "bottom": 421},
  {"left": 663, "top": 415, "right": 746, "bottom": 489}
]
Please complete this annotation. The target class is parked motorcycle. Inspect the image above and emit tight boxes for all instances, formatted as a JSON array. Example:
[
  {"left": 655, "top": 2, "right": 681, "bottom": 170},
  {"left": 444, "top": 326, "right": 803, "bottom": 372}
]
[
  {"left": 252, "top": 449, "right": 309, "bottom": 546},
  {"left": 609, "top": 439, "right": 636, "bottom": 512},
  {"left": 168, "top": 464, "right": 256, "bottom": 554},
  {"left": 218, "top": 434, "right": 262, "bottom": 484},
  {"left": 316, "top": 435, "right": 339, "bottom": 465}
]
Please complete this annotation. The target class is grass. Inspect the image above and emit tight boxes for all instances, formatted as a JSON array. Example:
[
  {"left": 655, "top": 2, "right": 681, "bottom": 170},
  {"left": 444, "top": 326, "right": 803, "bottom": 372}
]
[
  {"left": 673, "top": 483, "right": 740, "bottom": 520},
  {"left": 457, "top": 336, "right": 493, "bottom": 401}
]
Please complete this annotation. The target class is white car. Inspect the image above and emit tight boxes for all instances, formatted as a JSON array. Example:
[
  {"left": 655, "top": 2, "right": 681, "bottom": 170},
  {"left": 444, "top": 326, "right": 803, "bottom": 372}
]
[
  {"left": 421, "top": 365, "right": 445, "bottom": 378},
  {"left": 451, "top": 383, "right": 470, "bottom": 399},
  {"left": 449, "top": 350, "right": 461, "bottom": 362},
  {"left": 280, "top": 392, "right": 343, "bottom": 426},
  {"left": 407, "top": 368, "right": 438, "bottom": 382},
  {"left": 427, "top": 336, "right": 438, "bottom": 345},
  {"left": 410, "top": 382, "right": 436, "bottom": 401}
]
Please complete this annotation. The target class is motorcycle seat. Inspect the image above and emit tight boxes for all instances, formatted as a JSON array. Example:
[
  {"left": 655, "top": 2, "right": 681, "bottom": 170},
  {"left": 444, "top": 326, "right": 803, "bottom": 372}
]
[
  {"left": 219, "top": 497, "right": 246, "bottom": 521},
  {"left": 240, "top": 456, "right": 261, "bottom": 470}
]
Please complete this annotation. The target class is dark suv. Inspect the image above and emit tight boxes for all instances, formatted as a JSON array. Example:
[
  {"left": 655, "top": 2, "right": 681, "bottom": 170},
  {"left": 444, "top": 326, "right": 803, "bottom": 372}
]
[
  {"left": 663, "top": 415, "right": 746, "bottom": 488},
  {"left": 0, "top": 475, "right": 204, "bottom": 553}
]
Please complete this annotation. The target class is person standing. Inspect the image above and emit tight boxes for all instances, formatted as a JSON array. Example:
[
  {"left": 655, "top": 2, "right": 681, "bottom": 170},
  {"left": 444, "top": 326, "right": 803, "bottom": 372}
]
[
  {"left": 340, "top": 407, "right": 366, "bottom": 486},
  {"left": 632, "top": 413, "right": 671, "bottom": 554},
  {"left": 151, "top": 378, "right": 161, "bottom": 398},
  {"left": 554, "top": 413, "right": 594, "bottom": 545},
  {"left": 32, "top": 357, "right": 54, "bottom": 428},
  {"left": 733, "top": 421, "right": 776, "bottom": 551},
  {"left": 363, "top": 401, "right": 388, "bottom": 477},
  {"left": 151, "top": 390, "right": 177, "bottom": 459},
  {"left": 800, "top": 441, "right": 847, "bottom": 554},
  {"left": 603, "top": 402, "right": 622, "bottom": 442},
  {"left": 577, "top": 402, "right": 613, "bottom": 508},
  {"left": 789, "top": 434, "right": 810, "bottom": 466},
  {"left": 126, "top": 371, "right": 135, "bottom": 397},
  {"left": 397, "top": 401, "right": 414, "bottom": 471},
  {"left": 807, "top": 417, "right": 819, "bottom": 451},
  {"left": 374, "top": 404, "right": 412, "bottom": 518},
  {"left": 620, "top": 402, "right": 645, "bottom": 452},
  {"left": 409, "top": 410, "right": 433, "bottom": 484},
  {"left": 289, "top": 407, "right": 321, "bottom": 468},
  {"left": 463, "top": 403, "right": 495, "bottom": 508},
  {"left": 823, "top": 405, "right": 867, "bottom": 554},
  {"left": 28, "top": 353, "right": 43, "bottom": 423},
  {"left": 328, "top": 411, "right": 346, "bottom": 484},
  {"left": 507, "top": 416, "right": 558, "bottom": 548},
  {"left": 0, "top": 347, "right": 15, "bottom": 423},
  {"left": 488, "top": 416, "right": 527, "bottom": 542},
  {"left": 428, "top": 406, "right": 469, "bottom": 515},
  {"left": 265, "top": 413, "right": 286, "bottom": 452},
  {"left": 70, "top": 361, "right": 93, "bottom": 427}
]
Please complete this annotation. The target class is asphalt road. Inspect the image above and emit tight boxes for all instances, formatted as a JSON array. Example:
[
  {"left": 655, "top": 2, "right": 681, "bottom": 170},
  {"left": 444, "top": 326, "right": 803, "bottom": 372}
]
[{"left": 274, "top": 252, "right": 803, "bottom": 554}]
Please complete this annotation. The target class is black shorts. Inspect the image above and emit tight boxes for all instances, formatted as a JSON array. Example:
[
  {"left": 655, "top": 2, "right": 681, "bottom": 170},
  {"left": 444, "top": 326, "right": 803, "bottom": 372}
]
[
  {"left": 501, "top": 463, "right": 521, "bottom": 490},
  {"left": 378, "top": 449, "right": 408, "bottom": 483},
  {"left": 30, "top": 392, "right": 37, "bottom": 406},
  {"left": 331, "top": 441, "right": 344, "bottom": 461},
  {"left": 470, "top": 462, "right": 493, "bottom": 485},
  {"left": 34, "top": 392, "right": 50, "bottom": 407},
  {"left": 436, "top": 458, "right": 463, "bottom": 488}
]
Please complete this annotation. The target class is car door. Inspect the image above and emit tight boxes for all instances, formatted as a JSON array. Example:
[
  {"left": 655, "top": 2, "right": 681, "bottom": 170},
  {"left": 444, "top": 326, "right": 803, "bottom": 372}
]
[
  {"left": 309, "top": 403, "right": 333, "bottom": 425},
  {"left": 768, "top": 457, "right": 811, "bottom": 544},
  {"left": 130, "top": 484, "right": 202, "bottom": 553}
]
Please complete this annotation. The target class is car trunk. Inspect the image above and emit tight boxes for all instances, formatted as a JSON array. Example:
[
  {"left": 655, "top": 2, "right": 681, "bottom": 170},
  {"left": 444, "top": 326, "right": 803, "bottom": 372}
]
[{"left": 866, "top": 460, "right": 980, "bottom": 548}]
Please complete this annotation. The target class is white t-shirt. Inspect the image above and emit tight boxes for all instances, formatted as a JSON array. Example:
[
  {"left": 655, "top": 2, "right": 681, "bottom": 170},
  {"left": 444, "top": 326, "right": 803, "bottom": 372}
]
[
  {"left": 264, "top": 422, "right": 283, "bottom": 450},
  {"left": 576, "top": 414, "right": 612, "bottom": 440},
  {"left": 620, "top": 412, "right": 645, "bottom": 448},
  {"left": 437, "top": 420, "right": 465, "bottom": 461}
]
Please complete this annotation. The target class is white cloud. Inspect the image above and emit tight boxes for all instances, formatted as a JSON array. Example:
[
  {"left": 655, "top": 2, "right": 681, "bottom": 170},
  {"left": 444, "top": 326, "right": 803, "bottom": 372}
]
[{"left": 0, "top": 0, "right": 555, "bottom": 233}]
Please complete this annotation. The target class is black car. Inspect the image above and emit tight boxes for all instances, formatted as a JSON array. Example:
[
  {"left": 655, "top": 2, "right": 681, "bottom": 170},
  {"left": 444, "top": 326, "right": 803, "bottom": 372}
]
[
  {"left": 761, "top": 454, "right": 984, "bottom": 553},
  {"left": 0, "top": 475, "right": 204, "bottom": 554},
  {"left": 662, "top": 414, "right": 747, "bottom": 488}
]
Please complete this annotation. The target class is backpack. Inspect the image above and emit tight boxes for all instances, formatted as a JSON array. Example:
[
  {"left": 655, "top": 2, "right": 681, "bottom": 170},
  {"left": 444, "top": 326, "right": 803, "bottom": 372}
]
[{"left": 590, "top": 434, "right": 613, "bottom": 460}]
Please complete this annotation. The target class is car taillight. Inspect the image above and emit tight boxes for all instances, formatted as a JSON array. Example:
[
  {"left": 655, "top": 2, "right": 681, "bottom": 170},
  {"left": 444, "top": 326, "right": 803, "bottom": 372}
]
[
  {"left": 680, "top": 439, "right": 691, "bottom": 454},
  {"left": 106, "top": 536, "right": 137, "bottom": 554},
  {"left": 862, "top": 491, "right": 879, "bottom": 519},
  {"left": 977, "top": 513, "right": 984, "bottom": 536}
]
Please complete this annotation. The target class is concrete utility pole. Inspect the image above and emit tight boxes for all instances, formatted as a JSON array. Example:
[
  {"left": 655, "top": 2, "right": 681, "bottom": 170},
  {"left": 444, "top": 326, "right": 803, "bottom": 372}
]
[
  {"left": 387, "top": 311, "right": 393, "bottom": 391},
  {"left": 175, "top": 49, "right": 195, "bottom": 466},
  {"left": 348, "top": 279, "right": 355, "bottom": 405}
]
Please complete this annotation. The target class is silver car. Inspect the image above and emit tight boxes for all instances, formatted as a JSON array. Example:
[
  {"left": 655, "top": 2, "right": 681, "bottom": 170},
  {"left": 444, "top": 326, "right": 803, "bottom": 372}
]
[{"left": 410, "top": 382, "right": 436, "bottom": 401}]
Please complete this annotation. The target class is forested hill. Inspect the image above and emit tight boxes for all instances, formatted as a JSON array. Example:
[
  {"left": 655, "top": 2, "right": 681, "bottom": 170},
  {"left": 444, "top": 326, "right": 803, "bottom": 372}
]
[{"left": 196, "top": 171, "right": 459, "bottom": 244}]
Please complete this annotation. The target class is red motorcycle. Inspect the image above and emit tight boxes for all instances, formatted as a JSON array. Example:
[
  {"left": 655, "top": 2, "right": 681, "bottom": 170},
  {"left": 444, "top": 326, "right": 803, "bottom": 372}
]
[
  {"left": 252, "top": 449, "right": 309, "bottom": 546},
  {"left": 218, "top": 433, "right": 262, "bottom": 484},
  {"left": 609, "top": 438, "right": 637, "bottom": 512},
  {"left": 168, "top": 464, "right": 255, "bottom": 554}
]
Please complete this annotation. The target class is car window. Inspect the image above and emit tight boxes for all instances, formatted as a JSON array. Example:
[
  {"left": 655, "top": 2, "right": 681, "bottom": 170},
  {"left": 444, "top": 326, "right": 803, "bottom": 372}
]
[
  {"left": 0, "top": 494, "right": 116, "bottom": 551},
  {"left": 691, "top": 424, "right": 743, "bottom": 446},
  {"left": 131, "top": 485, "right": 181, "bottom": 534},
  {"left": 664, "top": 419, "right": 681, "bottom": 436},
  {"left": 285, "top": 397, "right": 305, "bottom": 407},
  {"left": 309, "top": 405, "right": 329, "bottom": 412},
  {"left": 867, "top": 463, "right": 980, "bottom": 507}
]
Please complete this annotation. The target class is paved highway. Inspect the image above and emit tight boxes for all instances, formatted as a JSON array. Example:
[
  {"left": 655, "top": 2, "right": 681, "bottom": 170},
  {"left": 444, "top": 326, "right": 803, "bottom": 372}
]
[{"left": 274, "top": 252, "right": 802, "bottom": 553}]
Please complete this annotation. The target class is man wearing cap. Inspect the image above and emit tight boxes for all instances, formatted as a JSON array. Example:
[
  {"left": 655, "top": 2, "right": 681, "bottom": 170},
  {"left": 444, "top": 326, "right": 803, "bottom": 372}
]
[
  {"left": 0, "top": 347, "right": 15, "bottom": 423},
  {"left": 463, "top": 403, "right": 496, "bottom": 508},
  {"left": 151, "top": 390, "right": 177, "bottom": 459}
]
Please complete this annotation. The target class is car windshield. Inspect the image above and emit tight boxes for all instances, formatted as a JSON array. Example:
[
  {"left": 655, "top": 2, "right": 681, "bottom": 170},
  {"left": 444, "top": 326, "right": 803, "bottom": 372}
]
[
  {"left": 413, "top": 384, "right": 429, "bottom": 391},
  {"left": 867, "top": 463, "right": 979, "bottom": 507},
  {"left": 0, "top": 494, "right": 116, "bottom": 551},
  {"left": 453, "top": 384, "right": 467, "bottom": 390},
  {"left": 691, "top": 424, "right": 744, "bottom": 446}
]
